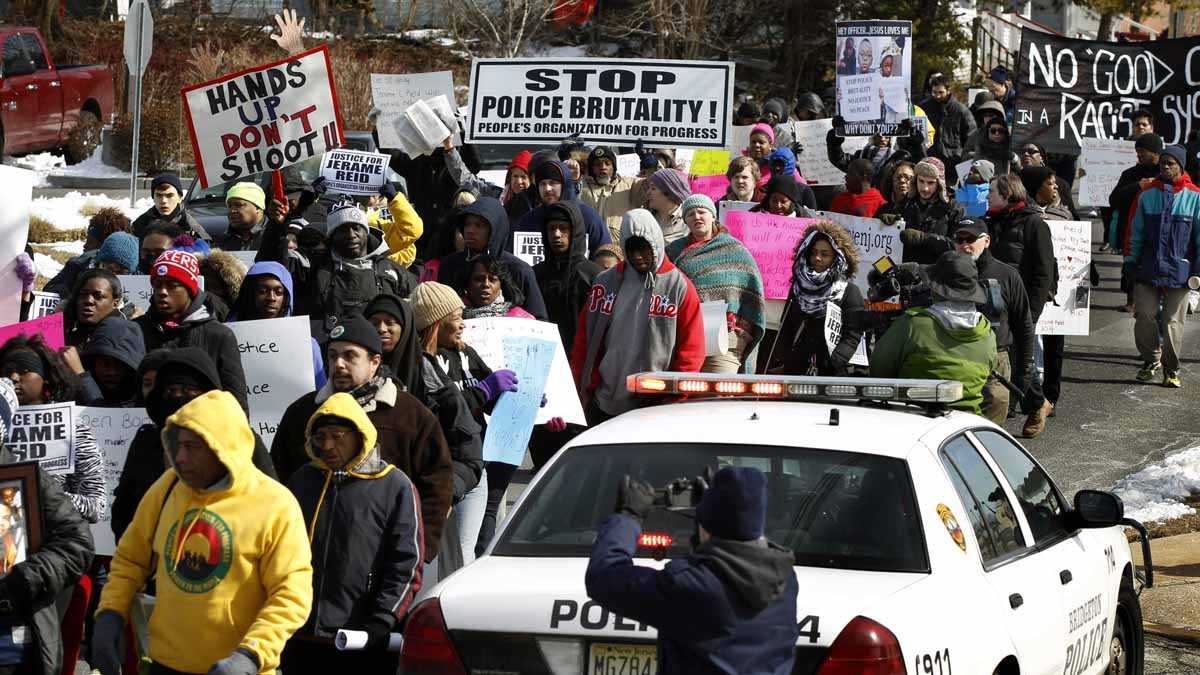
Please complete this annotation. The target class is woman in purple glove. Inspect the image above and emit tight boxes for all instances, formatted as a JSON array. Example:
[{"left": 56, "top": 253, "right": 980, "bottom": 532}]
[{"left": 14, "top": 251, "right": 37, "bottom": 322}]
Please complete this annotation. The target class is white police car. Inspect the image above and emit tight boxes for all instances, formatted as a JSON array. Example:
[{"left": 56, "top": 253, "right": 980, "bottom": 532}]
[{"left": 399, "top": 373, "right": 1152, "bottom": 675}]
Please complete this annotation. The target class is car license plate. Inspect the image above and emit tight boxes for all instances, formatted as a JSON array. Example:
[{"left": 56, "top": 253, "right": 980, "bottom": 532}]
[{"left": 588, "top": 643, "right": 657, "bottom": 675}]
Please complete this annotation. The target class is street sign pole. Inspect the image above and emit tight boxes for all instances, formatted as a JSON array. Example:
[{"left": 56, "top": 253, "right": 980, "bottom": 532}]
[{"left": 124, "top": 0, "right": 153, "bottom": 207}]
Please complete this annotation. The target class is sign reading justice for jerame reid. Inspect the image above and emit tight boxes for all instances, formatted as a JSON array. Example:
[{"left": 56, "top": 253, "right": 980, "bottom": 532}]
[{"left": 467, "top": 58, "right": 734, "bottom": 149}]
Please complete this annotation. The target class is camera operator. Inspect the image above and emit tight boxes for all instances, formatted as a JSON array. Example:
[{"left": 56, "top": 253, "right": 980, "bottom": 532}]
[
  {"left": 585, "top": 468, "right": 799, "bottom": 675},
  {"left": 952, "top": 218, "right": 1036, "bottom": 424},
  {"left": 870, "top": 251, "right": 998, "bottom": 414}
]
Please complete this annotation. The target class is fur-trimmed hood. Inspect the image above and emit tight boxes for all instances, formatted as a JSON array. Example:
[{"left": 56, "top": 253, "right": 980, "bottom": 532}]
[
  {"left": 791, "top": 220, "right": 859, "bottom": 280},
  {"left": 202, "top": 249, "right": 247, "bottom": 300}
]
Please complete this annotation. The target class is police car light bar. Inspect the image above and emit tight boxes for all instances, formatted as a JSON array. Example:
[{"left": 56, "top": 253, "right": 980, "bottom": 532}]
[{"left": 625, "top": 372, "right": 964, "bottom": 404}]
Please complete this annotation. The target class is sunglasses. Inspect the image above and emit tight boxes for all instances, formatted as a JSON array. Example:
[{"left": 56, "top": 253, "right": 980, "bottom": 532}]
[
  {"left": 988, "top": 127, "right": 1007, "bottom": 135},
  {"left": 953, "top": 234, "right": 982, "bottom": 244},
  {"left": 1020, "top": 147, "right": 1041, "bottom": 155}
]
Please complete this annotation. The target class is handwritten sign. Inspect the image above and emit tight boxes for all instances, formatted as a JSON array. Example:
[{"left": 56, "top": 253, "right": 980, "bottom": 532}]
[
  {"left": 1078, "top": 138, "right": 1136, "bottom": 207},
  {"left": 481, "top": 338, "right": 556, "bottom": 465},
  {"left": 228, "top": 316, "right": 316, "bottom": 447},
  {"left": 616, "top": 153, "right": 641, "bottom": 178},
  {"left": 722, "top": 211, "right": 814, "bottom": 299},
  {"left": 690, "top": 174, "right": 730, "bottom": 201},
  {"left": 513, "top": 231, "right": 544, "bottom": 268},
  {"left": 76, "top": 406, "right": 149, "bottom": 556},
  {"left": 28, "top": 292, "right": 61, "bottom": 320},
  {"left": 791, "top": 119, "right": 867, "bottom": 185},
  {"left": 461, "top": 317, "right": 586, "bottom": 426},
  {"left": 818, "top": 211, "right": 904, "bottom": 293},
  {"left": 0, "top": 313, "right": 64, "bottom": 351},
  {"left": 838, "top": 73, "right": 879, "bottom": 122},
  {"left": 319, "top": 148, "right": 388, "bottom": 195},
  {"left": 1037, "top": 220, "right": 1091, "bottom": 336},
  {"left": 371, "top": 71, "right": 458, "bottom": 149},
  {"left": 3, "top": 402, "right": 75, "bottom": 475},
  {"left": 689, "top": 149, "right": 730, "bottom": 176},
  {"left": 117, "top": 275, "right": 205, "bottom": 313},
  {"left": 727, "top": 124, "right": 753, "bottom": 154}
]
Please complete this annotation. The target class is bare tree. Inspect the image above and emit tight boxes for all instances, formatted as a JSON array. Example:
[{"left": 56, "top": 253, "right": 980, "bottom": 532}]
[{"left": 448, "top": 0, "right": 565, "bottom": 58}]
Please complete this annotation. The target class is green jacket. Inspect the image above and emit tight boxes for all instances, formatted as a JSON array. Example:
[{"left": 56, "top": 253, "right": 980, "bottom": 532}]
[{"left": 870, "top": 308, "right": 997, "bottom": 414}]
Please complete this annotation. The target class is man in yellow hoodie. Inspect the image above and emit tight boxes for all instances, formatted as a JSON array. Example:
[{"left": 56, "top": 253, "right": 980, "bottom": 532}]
[
  {"left": 92, "top": 390, "right": 313, "bottom": 675},
  {"left": 371, "top": 182, "right": 424, "bottom": 270}
]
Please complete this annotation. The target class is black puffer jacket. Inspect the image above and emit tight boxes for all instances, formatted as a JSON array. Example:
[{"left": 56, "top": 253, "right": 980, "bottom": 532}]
[
  {"left": 976, "top": 249, "right": 1036, "bottom": 392},
  {"left": 76, "top": 316, "right": 144, "bottom": 407},
  {"left": 987, "top": 204, "right": 1057, "bottom": 320},
  {"left": 534, "top": 201, "right": 601, "bottom": 350},
  {"left": 130, "top": 204, "right": 210, "bottom": 241},
  {"left": 420, "top": 355, "right": 484, "bottom": 503},
  {"left": 918, "top": 94, "right": 976, "bottom": 168},
  {"left": 900, "top": 197, "right": 964, "bottom": 264}
]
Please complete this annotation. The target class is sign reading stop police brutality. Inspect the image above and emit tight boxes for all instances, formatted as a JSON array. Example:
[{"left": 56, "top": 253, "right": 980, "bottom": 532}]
[
  {"left": 467, "top": 58, "right": 735, "bottom": 149},
  {"left": 183, "top": 45, "right": 345, "bottom": 188},
  {"left": 1014, "top": 29, "right": 1200, "bottom": 154}
]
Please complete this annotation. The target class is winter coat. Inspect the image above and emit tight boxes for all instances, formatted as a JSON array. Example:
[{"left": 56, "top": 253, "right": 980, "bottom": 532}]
[
  {"left": 419, "top": 354, "right": 485, "bottom": 502},
  {"left": 229, "top": 261, "right": 327, "bottom": 391},
  {"left": 571, "top": 210, "right": 706, "bottom": 416},
  {"left": 1129, "top": 173, "right": 1200, "bottom": 288},
  {"left": 986, "top": 204, "right": 1057, "bottom": 320},
  {"left": 975, "top": 249, "right": 1036, "bottom": 394},
  {"left": 110, "top": 348, "right": 279, "bottom": 542},
  {"left": 1109, "top": 163, "right": 1160, "bottom": 252},
  {"left": 98, "top": 391, "right": 313, "bottom": 675},
  {"left": 380, "top": 140, "right": 478, "bottom": 256},
  {"left": 955, "top": 183, "right": 989, "bottom": 218},
  {"left": 580, "top": 174, "right": 639, "bottom": 242},
  {"left": 287, "top": 395, "right": 422, "bottom": 639},
  {"left": 214, "top": 215, "right": 266, "bottom": 252},
  {"left": 586, "top": 514, "right": 799, "bottom": 675},
  {"left": 375, "top": 191, "right": 424, "bottom": 269},
  {"left": 829, "top": 188, "right": 886, "bottom": 218},
  {"left": 534, "top": 201, "right": 602, "bottom": 351},
  {"left": 918, "top": 94, "right": 976, "bottom": 168},
  {"left": 271, "top": 378, "right": 453, "bottom": 563},
  {"left": 76, "top": 316, "right": 144, "bottom": 407},
  {"left": 512, "top": 161, "right": 613, "bottom": 255},
  {"left": 131, "top": 203, "right": 210, "bottom": 241},
  {"left": 901, "top": 197, "right": 964, "bottom": 264},
  {"left": 825, "top": 126, "right": 926, "bottom": 187},
  {"left": 438, "top": 197, "right": 549, "bottom": 320},
  {"left": 134, "top": 291, "right": 250, "bottom": 411}
]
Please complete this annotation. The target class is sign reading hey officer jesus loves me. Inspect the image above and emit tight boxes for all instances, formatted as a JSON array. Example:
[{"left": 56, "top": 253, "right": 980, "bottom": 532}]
[
  {"left": 183, "top": 45, "right": 345, "bottom": 188},
  {"left": 467, "top": 58, "right": 734, "bottom": 149}
]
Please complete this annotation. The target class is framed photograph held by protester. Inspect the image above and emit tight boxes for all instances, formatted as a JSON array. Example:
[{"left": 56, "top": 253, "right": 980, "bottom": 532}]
[{"left": 0, "top": 462, "right": 42, "bottom": 577}]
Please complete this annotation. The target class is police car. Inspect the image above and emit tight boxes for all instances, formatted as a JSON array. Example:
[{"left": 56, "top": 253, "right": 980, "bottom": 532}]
[{"left": 399, "top": 373, "right": 1153, "bottom": 675}]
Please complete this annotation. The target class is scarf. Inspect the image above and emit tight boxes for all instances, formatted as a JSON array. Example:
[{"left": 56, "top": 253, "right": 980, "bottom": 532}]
[
  {"left": 463, "top": 293, "right": 512, "bottom": 319},
  {"left": 347, "top": 365, "right": 392, "bottom": 408},
  {"left": 789, "top": 231, "right": 849, "bottom": 314}
]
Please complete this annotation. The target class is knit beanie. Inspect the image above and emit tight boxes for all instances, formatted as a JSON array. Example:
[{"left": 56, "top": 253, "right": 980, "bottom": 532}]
[
  {"left": 327, "top": 313, "right": 382, "bottom": 355},
  {"left": 650, "top": 168, "right": 690, "bottom": 205},
  {"left": 696, "top": 466, "right": 768, "bottom": 541},
  {"left": 225, "top": 182, "right": 266, "bottom": 210},
  {"left": 764, "top": 174, "right": 803, "bottom": 205},
  {"left": 507, "top": 150, "right": 532, "bottom": 174},
  {"left": 534, "top": 160, "right": 567, "bottom": 185},
  {"left": 151, "top": 173, "right": 183, "bottom": 197},
  {"left": 326, "top": 200, "right": 369, "bottom": 234},
  {"left": 681, "top": 194, "right": 717, "bottom": 219},
  {"left": 736, "top": 101, "right": 760, "bottom": 119},
  {"left": 97, "top": 232, "right": 139, "bottom": 273},
  {"left": 1135, "top": 133, "right": 1164, "bottom": 154},
  {"left": 587, "top": 146, "right": 617, "bottom": 177},
  {"left": 170, "top": 234, "right": 211, "bottom": 260},
  {"left": 0, "top": 379, "right": 16, "bottom": 446},
  {"left": 412, "top": 282, "right": 465, "bottom": 332},
  {"left": 1161, "top": 144, "right": 1186, "bottom": 169},
  {"left": 1019, "top": 165, "right": 1055, "bottom": 199},
  {"left": 762, "top": 98, "right": 786, "bottom": 121},
  {"left": 151, "top": 250, "right": 201, "bottom": 298},
  {"left": 989, "top": 65, "right": 1009, "bottom": 84},
  {"left": 970, "top": 159, "right": 995, "bottom": 183},
  {"left": 749, "top": 122, "right": 775, "bottom": 145},
  {"left": 364, "top": 294, "right": 406, "bottom": 324}
]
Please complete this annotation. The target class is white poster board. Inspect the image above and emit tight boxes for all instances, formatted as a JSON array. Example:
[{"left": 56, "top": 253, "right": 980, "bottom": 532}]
[
  {"left": 319, "top": 148, "right": 389, "bottom": 195},
  {"left": 834, "top": 21, "right": 913, "bottom": 136},
  {"left": 117, "top": 275, "right": 205, "bottom": 313},
  {"left": 371, "top": 71, "right": 458, "bottom": 149},
  {"left": 76, "top": 406, "right": 149, "bottom": 556},
  {"left": 817, "top": 211, "right": 904, "bottom": 293},
  {"left": 183, "top": 46, "right": 344, "bottom": 188},
  {"left": 791, "top": 119, "right": 868, "bottom": 186},
  {"left": 1078, "top": 138, "right": 1135, "bottom": 207},
  {"left": 0, "top": 166, "right": 33, "bottom": 327},
  {"left": 700, "top": 301, "right": 729, "bottom": 356},
  {"left": 616, "top": 153, "right": 641, "bottom": 178},
  {"left": 716, "top": 200, "right": 757, "bottom": 225},
  {"left": 1037, "top": 220, "right": 1091, "bottom": 336},
  {"left": 461, "top": 317, "right": 586, "bottom": 426},
  {"left": 227, "top": 316, "right": 316, "bottom": 446},
  {"left": 512, "top": 231, "right": 545, "bottom": 268},
  {"left": 28, "top": 292, "right": 61, "bottom": 320},
  {"left": 3, "top": 402, "right": 76, "bottom": 475}
]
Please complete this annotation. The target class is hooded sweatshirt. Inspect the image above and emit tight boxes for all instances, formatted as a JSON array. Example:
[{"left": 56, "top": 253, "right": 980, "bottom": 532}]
[
  {"left": 286, "top": 395, "right": 423, "bottom": 640},
  {"left": 99, "top": 390, "right": 313, "bottom": 674},
  {"left": 512, "top": 160, "right": 613, "bottom": 255},
  {"left": 77, "top": 317, "right": 145, "bottom": 406},
  {"left": 230, "top": 261, "right": 327, "bottom": 390},
  {"left": 534, "top": 201, "right": 602, "bottom": 350},
  {"left": 437, "top": 197, "right": 549, "bottom": 320},
  {"left": 571, "top": 209, "right": 706, "bottom": 415}
]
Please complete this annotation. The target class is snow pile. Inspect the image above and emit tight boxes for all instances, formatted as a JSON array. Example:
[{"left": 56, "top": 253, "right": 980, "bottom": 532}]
[
  {"left": 1113, "top": 446, "right": 1200, "bottom": 522},
  {"left": 6, "top": 152, "right": 64, "bottom": 187},
  {"left": 6, "top": 146, "right": 129, "bottom": 188},
  {"left": 59, "top": 146, "right": 128, "bottom": 180},
  {"left": 31, "top": 192, "right": 153, "bottom": 231},
  {"left": 33, "top": 253, "right": 63, "bottom": 281}
]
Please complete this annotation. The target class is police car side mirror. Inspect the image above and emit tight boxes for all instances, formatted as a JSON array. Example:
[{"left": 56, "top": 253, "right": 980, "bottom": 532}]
[{"left": 1072, "top": 490, "right": 1124, "bottom": 528}]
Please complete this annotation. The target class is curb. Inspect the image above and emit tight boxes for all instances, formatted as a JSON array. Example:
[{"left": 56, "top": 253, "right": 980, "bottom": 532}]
[{"left": 1144, "top": 620, "right": 1200, "bottom": 645}]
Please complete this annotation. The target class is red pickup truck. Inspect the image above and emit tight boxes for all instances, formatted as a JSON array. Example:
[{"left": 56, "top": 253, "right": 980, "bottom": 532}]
[{"left": 0, "top": 27, "right": 114, "bottom": 163}]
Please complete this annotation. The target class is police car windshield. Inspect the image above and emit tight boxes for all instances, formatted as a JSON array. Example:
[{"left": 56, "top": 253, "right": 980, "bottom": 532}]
[{"left": 495, "top": 443, "right": 930, "bottom": 573}]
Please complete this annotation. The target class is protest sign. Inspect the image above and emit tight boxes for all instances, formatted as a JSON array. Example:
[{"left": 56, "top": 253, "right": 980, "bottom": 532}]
[
  {"left": 370, "top": 71, "right": 458, "bottom": 149},
  {"left": 229, "top": 250, "right": 258, "bottom": 268},
  {"left": 700, "top": 301, "right": 729, "bottom": 356},
  {"left": 723, "top": 212, "right": 814, "bottom": 299},
  {"left": 228, "top": 316, "right": 316, "bottom": 447},
  {"left": 0, "top": 314, "right": 64, "bottom": 351},
  {"left": 691, "top": 174, "right": 730, "bottom": 201},
  {"left": 467, "top": 58, "right": 735, "bottom": 149},
  {"left": 3, "top": 402, "right": 75, "bottom": 475},
  {"left": 478, "top": 169, "right": 509, "bottom": 189},
  {"left": 727, "top": 125, "right": 753, "bottom": 155},
  {"left": 717, "top": 200, "right": 757, "bottom": 224},
  {"left": 183, "top": 45, "right": 344, "bottom": 188},
  {"left": 118, "top": 275, "right": 205, "bottom": 313},
  {"left": 319, "top": 148, "right": 389, "bottom": 195},
  {"left": 461, "top": 317, "right": 586, "bottom": 426},
  {"left": 1037, "top": 221, "right": 1091, "bottom": 336},
  {"left": 513, "top": 231, "right": 544, "bottom": 268},
  {"left": 673, "top": 148, "right": 695, "bottom": 174},
  {"left": 28, "top": 292, "right": 61, "bottom": 320},
  {"left": 481, "top": 338, "right": 557, "bottom": 465},
  {"left": 1014, "top": 30, "right": 1200, "bottom": 153},
  {"left": 0, "top": 166, "right": 33, "bottom": 326},
  {"left": 690, "top": 149, "right": 731, "bottom": 176},
  {"left": 616, "top": 153, "right": 641, "bottom": 178},
  {"left": 818, "top": 211, "right": 904, "bottom": 293},
  {"left": 1078, "top": 138, "right": 1136, "bottom": 207},
  {"left": 835, "top": 21, "right": 912, "bottom": 136},
  {"left": 76, "top": 406, "right": 149, "bottom": 556},
  {"left": 791, "top": 119, "right": 868, "bottom": 185}
]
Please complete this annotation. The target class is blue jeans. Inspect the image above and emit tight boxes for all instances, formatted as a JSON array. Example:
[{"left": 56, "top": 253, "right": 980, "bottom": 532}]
[{"left": 453, "top": 467, "right": 488, "bottom": 567}]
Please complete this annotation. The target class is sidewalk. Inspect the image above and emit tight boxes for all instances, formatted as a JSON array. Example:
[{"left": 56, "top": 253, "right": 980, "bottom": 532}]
[{"left": 1130, "top": 532, "right": 1200, "bottom": 643}]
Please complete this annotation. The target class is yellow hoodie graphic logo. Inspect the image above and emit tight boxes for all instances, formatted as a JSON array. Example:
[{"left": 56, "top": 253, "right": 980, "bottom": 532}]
[{"left": 165, "top": 509, "right": 234, "bottom": 594}]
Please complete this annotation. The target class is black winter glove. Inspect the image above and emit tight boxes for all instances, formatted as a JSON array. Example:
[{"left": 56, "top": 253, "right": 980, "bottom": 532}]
[
  {"left": 92, "top": 611, "right": 125, "bottom": 675},
  {"left": 615, "top": 475, "right": 655, "bottom": 523},
  {"left": 311, "top": 176, "right": 328, "bottom": 196},
  {"left": 899, "top": 227, "right": 926, "bottom": 246},
  {"left": 878, "top": 213, "right": 901, "bottom": 226},
  {"left": 898, "top": 118, "right": 914, "bottom": 134},
  {"left": 832, "top": 115, "right": 846, "bottom": 129},
  {"left": 207, "top": 649, "right": 258, "bottom": 675},
  {"left": 363, "top": 618, "right": 394, "bottom": 652},
  {"left": 789, "top": 141, "right": 805, "bottom": 158},
  {"left": 826, "top": 128, "right": 844, "bottom": 147}
]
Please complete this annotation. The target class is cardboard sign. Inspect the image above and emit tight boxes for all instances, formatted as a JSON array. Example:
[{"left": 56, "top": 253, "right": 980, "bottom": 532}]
[
  {"left": 370, "top": 71, "right": 458, "bottom": 150},
  {"left": 512, "top": 231, "right": 544, "bottom": 268},
  {"left": 3, "top": 402, "right": 75, "bottom": 475},
  {"left": 1037, "top": 220, "right": 1091, "bottom": 336},
  {"left": 319, "top": 148, "right": 389, "bottom": 195},
  {"left": 467, "top": 58, "right": 735, "bottom": 149},
  {"left": 722, "top": 212, "right": 814, "bottom": 299},
  {"left": 76, "top": 406, "right": 149, "bottom": 556},
  {"left": 835, "top": 21, "right": 913, "bottom": 136},
  {"left": 690, "top": 149, "right": 731, "bottom": 176},
  {"left": 183, "top": 45, "right": 345, "bottom": 188},
  {"left": 1078, "top": 138, "right": 1136, "bottom": 207},
  {"left": 481, "top": 338, "right": 557, "bottom": 465},
  {"left": 28, "top": 292, "right": 61, "bottom": 320},
  {"left": 0, "top": 314, "right": 64, "bottom": 351},
  {"left": 817, "top": 211, "right": 904, "bottom": 293},
  {"left": 791, "top": 119, "right": 868, "bottom": 185},
  {"left": 227, "top": 316, "right": 316, "bottom": 447},
  {"left": 0, "top": 166, "right": 33, "bottom": 327},
  {"left": 117, "top": 275, "right": 205, "bottom": 313},
  {"left": 461, "top": 317, "right": 586, "bottom": 426}
]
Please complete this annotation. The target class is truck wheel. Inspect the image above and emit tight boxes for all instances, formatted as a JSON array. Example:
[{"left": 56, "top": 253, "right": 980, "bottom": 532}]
[
  {"left": 65, "top": 110, "right": 101, "bottom": 165},
  {"left": 1108, "top": 580, "right": 1144, "bottom": 674}
]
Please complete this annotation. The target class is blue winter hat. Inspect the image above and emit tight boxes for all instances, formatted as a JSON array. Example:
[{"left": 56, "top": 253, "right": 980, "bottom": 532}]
[
  {"left": 681, "top": 194, "right": 717, "bottom": 219},
  {"left": 989, "top": 65, "right": 1009, "bottom": 85},
  {"left": 696, "top": 466, "right": 767, "bottom": 541},
  {"left": 96, "top": 232, "right": 139, "bottom": 273},
  {"left": 1161, "top": 144, "right": 1186, "bottom": 169}
]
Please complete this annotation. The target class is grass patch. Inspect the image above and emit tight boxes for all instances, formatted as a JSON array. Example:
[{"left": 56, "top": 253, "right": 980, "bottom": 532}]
[
  {"left": 1126, "top": 496, "right": 1200, "bottom": 542},
  {"left": 28, "top": 215, "right": 85, "bottom": 244}
]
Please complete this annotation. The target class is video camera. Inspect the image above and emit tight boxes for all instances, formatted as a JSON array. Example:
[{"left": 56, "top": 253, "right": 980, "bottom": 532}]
[
  {"left": 863, "top": 256, "right": 931, "bottom": 334},
  {"left": 652, "top": 467, "right": 714, "bottom": 511}
]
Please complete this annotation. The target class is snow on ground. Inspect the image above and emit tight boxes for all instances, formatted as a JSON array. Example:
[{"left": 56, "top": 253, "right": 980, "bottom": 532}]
[
  {"left": 46, "top": 241, "right": 85, "bottom": 256},
  {"left": 7, "top": 146, "right": 129, "bottom": 188},
  {"left": 32, "top": 191, "right": 153, "bottom": 232},
  {"left": 1113, "top": 446, "right": 1200, "bottom": 522},
  {"left": 33, "top": 253, "right": 63, "bottom": 281}
]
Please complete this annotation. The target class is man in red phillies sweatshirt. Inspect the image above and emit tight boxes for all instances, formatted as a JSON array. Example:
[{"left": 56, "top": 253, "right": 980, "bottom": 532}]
[{"left": 831, "top": 158, "right": 887, "bottom": 218}]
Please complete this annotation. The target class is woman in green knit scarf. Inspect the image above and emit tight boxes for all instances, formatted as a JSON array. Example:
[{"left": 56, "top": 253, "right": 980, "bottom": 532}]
[{"left": 665, "top": 194, "right": 766, "bottom": 373}]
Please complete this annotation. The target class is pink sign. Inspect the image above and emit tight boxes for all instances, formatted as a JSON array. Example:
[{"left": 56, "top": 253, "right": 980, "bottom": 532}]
[
  {"left": 723, "top": 212, "right": 815, "bottom": 299},
  {"left": 690, "top": 175, "right": 729, "bottom": 201},
  {"left": 0, "top": 313, "right": 65, "bottom": 350}
]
